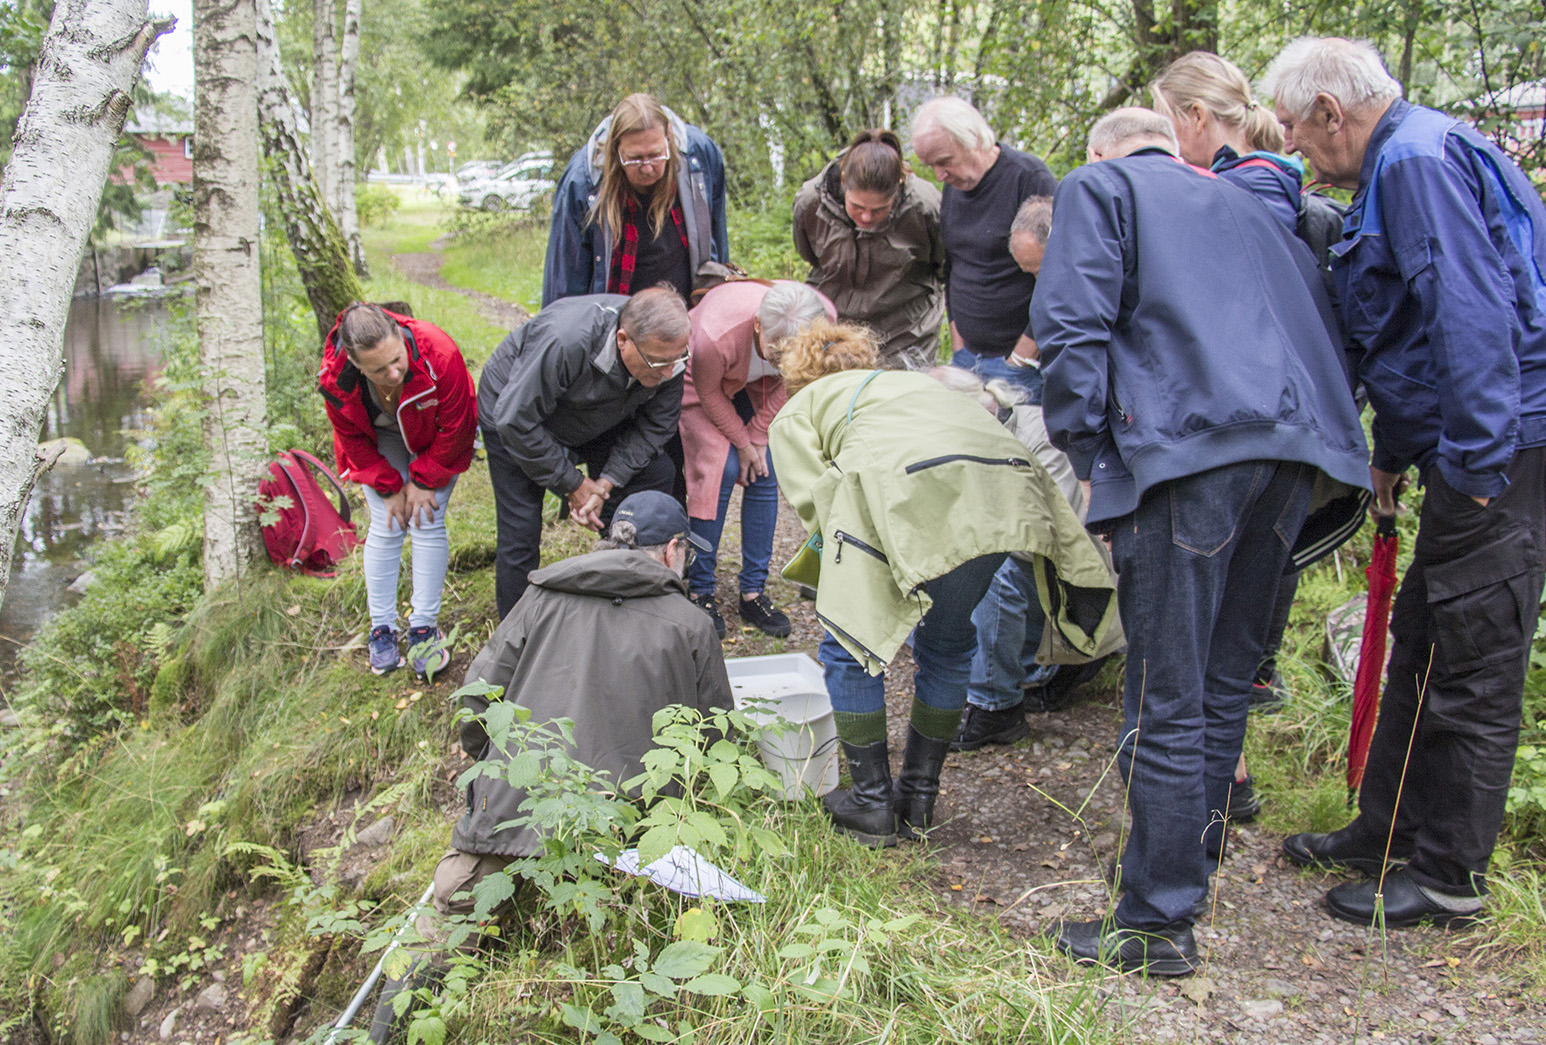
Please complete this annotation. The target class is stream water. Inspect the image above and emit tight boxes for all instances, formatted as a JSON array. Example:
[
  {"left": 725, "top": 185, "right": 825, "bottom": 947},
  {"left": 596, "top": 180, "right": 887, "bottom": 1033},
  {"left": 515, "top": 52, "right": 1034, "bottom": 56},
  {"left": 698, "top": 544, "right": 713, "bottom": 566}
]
[{"left": 0, "top": 296, "right": 171, "bottom": 686}]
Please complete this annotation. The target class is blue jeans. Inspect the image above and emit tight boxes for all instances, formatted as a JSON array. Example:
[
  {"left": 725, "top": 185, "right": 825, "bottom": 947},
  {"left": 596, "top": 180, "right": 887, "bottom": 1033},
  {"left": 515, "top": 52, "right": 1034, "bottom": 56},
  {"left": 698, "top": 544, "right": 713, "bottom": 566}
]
[
  {"left": 967, "top": 556, "right": 1057, "bottom": 711},
  {"left": 820, "top": 553, "right": 1007, "bottom": 715},
  {"left": 1109, "top": 460, "right": 1314, "bottom": 928},
  {"left": 360, "top": 431, "right": 457, "bottom": 631},
  {"left": 952, "top": 347, "right": 1043, "bottom": 405},
  {"left": 687, "top": 446, "right": 777, "bottom": 597}
]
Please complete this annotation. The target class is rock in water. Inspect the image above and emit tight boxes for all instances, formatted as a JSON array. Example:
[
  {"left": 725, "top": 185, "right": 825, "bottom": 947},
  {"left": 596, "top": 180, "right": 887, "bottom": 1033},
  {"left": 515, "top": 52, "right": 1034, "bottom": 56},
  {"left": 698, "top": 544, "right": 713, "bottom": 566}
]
[{"left": 37, "top": 437, "right": 93, "bottom": 468}]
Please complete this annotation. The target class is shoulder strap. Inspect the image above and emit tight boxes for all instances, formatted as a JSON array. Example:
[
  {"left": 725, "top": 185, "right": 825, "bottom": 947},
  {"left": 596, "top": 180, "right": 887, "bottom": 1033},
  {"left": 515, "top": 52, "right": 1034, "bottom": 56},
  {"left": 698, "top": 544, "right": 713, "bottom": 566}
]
[
  {"left": 845, "top": 370, "right": 885, "bottom": 424},
  {"left": 286, "top": 449, "right": 353, "bottom": 523}
]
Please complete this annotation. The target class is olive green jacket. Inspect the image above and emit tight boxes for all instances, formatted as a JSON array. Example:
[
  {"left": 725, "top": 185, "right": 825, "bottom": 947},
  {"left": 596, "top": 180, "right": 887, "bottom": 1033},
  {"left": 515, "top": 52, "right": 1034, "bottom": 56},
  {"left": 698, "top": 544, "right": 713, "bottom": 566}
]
[{"left": 769, "top": 370, "right": 1118, "bottom": 672}]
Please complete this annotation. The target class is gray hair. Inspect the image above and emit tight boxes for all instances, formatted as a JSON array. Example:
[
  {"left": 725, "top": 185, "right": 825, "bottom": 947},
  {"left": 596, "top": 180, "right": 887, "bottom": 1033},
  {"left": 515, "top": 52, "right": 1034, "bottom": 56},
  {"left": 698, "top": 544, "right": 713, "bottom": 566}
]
[
  {"left": 619, "top": 286, "right": 691, "bottom": 346},
  {"left": 595, "top": 519, "right": 672, "bottom": 557},
  {"left": 912, "top": 96, "right": 996, "bottom": 151},
  {"left": 756, "top": 282, "right": 827, "bottom": 348},
  {"left": 926, "top": 365, "right": 1024, "bottom": 412},
  {"left": 1010, "top": 196, "right": 1054, "bottom": 246},
  {"left": 1262, "top": 37, "right": 1402, "bottom": 120},
  {"left": 1088, "top": 107, "right": 1179, "bottom": 158}
]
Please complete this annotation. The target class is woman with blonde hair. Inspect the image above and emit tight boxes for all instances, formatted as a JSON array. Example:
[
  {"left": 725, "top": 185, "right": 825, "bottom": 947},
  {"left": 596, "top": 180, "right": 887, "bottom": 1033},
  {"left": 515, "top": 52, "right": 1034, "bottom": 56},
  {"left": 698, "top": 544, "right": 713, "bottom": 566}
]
[
  {"left": 769, "top": 321, "right": 1118, "bottom": 847},
  {"left": 543, "top": 93, "right": 729, "bottom": 305},
  {"left": 793, "top": 129, "right": 945, "bottom": 370}
]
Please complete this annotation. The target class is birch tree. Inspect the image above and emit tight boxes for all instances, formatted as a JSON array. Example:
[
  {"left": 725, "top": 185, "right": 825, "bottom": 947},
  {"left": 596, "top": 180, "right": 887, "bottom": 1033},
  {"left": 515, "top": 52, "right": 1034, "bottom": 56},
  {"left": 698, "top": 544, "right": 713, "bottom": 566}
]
[
  {"left": 309, "top": 0, "right": 337, "bottom": 203},
  {"left": 334, "top": 0, "right": 366, "bottom": 275},
  {"left": 256, "top": 0, "right": 362, "bottom": 341},
  {"left": 0, "top": 0, "right": 169, "bottom": 613},
  {"left": 193, "top": 0, "right": 268, "bottom": 590}
]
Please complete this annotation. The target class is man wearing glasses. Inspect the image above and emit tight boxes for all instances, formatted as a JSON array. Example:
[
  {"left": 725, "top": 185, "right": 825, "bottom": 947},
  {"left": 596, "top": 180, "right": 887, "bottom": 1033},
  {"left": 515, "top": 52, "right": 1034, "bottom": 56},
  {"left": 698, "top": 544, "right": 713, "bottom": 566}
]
[
  {"left": 479, "top": 289, "right": 693, "bottom": 618},
  {"left": 543, "top": 93, "right": 729, "bottom": 306}
]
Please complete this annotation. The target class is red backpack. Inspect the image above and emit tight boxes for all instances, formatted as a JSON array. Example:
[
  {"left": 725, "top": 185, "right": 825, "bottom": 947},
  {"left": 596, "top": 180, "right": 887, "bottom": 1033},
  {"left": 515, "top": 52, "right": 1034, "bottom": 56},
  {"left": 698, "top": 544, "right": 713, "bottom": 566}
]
[{"left": 256, "top": 450, "right": 361, "bottom": 577}]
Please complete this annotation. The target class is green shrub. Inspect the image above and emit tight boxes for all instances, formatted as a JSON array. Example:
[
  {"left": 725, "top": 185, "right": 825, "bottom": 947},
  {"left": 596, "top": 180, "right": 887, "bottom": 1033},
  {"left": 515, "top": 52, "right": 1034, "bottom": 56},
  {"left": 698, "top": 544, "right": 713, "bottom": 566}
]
[{"left": 356, "top": 182, "right": 403, "bottom": 228}]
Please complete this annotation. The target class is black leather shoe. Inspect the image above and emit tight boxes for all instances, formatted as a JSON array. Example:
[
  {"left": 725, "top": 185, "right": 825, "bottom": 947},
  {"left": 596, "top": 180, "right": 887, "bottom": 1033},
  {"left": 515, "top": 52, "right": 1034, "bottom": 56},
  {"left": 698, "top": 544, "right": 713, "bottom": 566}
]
[
  {"left": 1325, "top": 870, "right": 1483, "bottom": 929},
  {"left": 949, "top": 703, "right": 1029, "bottom": 751},
  {"left": 1047, "top": 917, "right": 1200, "bottom": 977},
  {"left": 1282, "top": 825, "right": 1407, "bottom": 876}
]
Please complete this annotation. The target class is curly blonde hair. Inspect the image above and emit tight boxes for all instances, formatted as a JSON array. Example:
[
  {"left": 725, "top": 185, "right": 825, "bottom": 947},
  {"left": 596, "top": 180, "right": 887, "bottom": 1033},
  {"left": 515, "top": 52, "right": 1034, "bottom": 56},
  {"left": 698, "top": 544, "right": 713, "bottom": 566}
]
[{"left": 775, "top": 320, "right": 880, "bottom": 394}]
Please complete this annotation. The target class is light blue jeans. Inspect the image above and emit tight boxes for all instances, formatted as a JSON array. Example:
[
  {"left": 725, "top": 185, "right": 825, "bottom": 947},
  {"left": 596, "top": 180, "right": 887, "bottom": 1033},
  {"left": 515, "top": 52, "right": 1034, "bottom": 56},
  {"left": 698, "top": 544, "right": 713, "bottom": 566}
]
[
  {"left": 360, "top": 430, "right": 456, "bottom": 631},
  {"left": 951, "top": 346, "right": 1043, "bottom": 405},
  {"left": 687, "top": 446, "right": 778, "bottom": 597},
  {"left": 966, "top": 556, "right": 1058, "bottom": 710}
]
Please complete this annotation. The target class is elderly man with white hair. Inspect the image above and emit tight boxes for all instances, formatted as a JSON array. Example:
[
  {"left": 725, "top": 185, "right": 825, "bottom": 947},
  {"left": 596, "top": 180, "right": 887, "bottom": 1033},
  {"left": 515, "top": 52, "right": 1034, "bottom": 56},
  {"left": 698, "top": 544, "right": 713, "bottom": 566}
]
[
  {"left": 1265, "top": 38, "right": 1546, "bottom": 930},
  {"left": 911, "top": 96, "right": 1057, "bottom": 398},
  {"left": 1032, "top": 107, "right": 1370, "bottom": 976}
]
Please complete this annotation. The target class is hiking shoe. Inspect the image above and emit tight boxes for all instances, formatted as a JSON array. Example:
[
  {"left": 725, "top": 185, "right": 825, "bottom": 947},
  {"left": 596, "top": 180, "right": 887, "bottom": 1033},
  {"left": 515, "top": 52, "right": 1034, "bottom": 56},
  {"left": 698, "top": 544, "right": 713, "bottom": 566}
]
[
  {"left": 737, "top": 593, "right": 791, "bottom": 638},
  {"left": 950, "top": 703, "right": 1029, "bottom": 751},
  {"left": 1230, "top": 775, "right": 1262, "bottom": 822},
  {"left": 1027, "top": 654, "right": 1113, "bottom": 713},
  {"left": 368, "top": 625, "right": 404, "bottom": 676},
  {"left": 406, "top": 626, "right": 450, "bottom": 679},
  {"left": 690, "top": 592, "right": 726, "bottom": 639},
  {"left": 1250, "top": 669, "right": 1287, "bottom": 712}
]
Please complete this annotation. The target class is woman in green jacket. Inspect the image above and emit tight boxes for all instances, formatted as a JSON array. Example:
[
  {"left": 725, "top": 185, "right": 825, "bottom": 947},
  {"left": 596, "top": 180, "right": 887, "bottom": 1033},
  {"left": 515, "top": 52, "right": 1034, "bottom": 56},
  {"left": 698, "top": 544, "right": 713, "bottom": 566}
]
[{"left": 769, "top": 322, "right": 1116, "bottom": 847}]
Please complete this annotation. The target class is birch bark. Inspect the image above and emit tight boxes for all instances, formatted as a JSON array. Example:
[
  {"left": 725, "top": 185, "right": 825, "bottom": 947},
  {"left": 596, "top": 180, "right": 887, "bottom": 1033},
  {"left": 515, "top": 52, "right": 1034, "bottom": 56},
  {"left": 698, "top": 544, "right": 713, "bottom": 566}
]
[
  {"left": 310, "top": 0, "right": 337, "bottom": 206},
  {"left": 255, "top": 0, "right": 362, "bottom": 341},
  {"left": 193, "top": 0, "right": 268, "bottom": 590},
  {"left": 0, "top": 0, "right": 169, "bottom": 612},
  {"left": 334, "top": 0, "right": 366, "bottom": 275}
]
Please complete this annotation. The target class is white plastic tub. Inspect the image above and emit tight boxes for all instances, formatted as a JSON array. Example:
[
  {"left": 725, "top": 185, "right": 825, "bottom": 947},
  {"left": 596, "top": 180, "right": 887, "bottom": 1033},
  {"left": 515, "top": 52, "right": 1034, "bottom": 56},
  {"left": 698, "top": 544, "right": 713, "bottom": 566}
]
[{"left": 725, "top": 653, "right": 839, "bottom": 800}]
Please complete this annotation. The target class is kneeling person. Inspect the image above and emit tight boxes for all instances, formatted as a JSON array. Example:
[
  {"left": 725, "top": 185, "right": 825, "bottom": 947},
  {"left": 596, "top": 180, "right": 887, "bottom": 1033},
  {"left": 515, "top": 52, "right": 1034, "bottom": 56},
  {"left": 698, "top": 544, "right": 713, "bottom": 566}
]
[{"left": 369, "top": 492, "right": 731, "bottom": 1041}]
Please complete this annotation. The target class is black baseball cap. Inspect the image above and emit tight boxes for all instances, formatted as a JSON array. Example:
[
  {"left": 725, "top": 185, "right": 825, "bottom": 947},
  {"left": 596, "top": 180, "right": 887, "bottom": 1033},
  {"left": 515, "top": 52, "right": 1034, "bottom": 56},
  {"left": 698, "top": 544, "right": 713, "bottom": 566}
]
[{"left": 610, "top": 492, "right": 712, "bottom": 551}]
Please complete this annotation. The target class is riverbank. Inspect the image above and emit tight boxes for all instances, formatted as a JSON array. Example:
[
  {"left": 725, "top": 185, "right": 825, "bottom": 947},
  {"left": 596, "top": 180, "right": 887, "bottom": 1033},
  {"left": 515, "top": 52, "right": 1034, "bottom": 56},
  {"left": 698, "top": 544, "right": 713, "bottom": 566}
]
[{"left": 2, "top": 194, "right": 1543, "bottom": 1045}]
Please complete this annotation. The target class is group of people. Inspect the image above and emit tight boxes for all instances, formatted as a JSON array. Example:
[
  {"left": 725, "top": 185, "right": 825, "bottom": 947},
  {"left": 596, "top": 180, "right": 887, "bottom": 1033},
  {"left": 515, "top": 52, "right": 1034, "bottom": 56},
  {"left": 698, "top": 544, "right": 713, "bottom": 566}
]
[{"left": 326, "top": 35, "right": 1546, "bottom": 1016}]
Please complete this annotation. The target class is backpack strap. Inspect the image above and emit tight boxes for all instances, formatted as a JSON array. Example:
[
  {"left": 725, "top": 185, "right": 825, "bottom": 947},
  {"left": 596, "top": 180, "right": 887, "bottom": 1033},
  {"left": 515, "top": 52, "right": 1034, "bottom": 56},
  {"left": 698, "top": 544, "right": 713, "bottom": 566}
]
[{"left": 287, "top": 449, "right": 353, "bottom": 524}]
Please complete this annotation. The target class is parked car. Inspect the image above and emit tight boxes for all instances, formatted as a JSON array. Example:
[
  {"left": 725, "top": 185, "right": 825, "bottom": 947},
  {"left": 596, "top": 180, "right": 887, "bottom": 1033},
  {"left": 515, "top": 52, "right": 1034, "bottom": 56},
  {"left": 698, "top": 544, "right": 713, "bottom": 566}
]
[
  {"left": 458, "top": 153, "right": 556, "bottom": 212},
  {"left": 455, "top": 160, "right": 502, "bottom": 183}
]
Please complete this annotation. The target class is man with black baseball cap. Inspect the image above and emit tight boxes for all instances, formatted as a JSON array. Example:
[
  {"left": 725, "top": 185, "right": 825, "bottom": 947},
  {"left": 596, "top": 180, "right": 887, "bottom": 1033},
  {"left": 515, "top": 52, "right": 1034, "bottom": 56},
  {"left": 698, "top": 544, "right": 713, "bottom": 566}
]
[{"left": 369, "top": 492, "right": 727, "bottom": 1042}]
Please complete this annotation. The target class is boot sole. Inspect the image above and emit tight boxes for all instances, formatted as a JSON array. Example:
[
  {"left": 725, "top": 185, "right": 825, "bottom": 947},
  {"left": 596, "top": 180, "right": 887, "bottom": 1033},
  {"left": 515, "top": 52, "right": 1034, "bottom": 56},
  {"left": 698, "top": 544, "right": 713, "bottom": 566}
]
[
  {"left": 832, "top": 824, "right": 897, "bottom": 848},
  {"left": 1324, "top": 895, "right": 1481, "bottom": 929},
  {"left": 1282, "top": 838, "right": 1401, "bottom": 877}
]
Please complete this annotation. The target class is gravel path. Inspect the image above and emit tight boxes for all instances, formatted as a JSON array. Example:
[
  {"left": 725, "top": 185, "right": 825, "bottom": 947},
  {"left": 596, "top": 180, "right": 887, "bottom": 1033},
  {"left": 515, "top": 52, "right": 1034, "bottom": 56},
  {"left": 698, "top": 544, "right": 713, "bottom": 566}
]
[{"left": 392, "top": 244, "right": 530, "bottom": 330}]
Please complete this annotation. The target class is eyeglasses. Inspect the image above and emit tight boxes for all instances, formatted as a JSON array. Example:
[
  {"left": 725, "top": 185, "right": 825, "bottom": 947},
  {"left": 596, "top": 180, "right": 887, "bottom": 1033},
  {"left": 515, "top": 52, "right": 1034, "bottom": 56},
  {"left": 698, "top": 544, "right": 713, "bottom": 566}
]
[
  {"left": 673, "top": 534, "right": 698, "bottom": 569},
  {"left": 620, "top": 153, "right": 671, "bottom": 169},
  {"left": 639, "top": 347, "right": 691, "bottom": 371}
]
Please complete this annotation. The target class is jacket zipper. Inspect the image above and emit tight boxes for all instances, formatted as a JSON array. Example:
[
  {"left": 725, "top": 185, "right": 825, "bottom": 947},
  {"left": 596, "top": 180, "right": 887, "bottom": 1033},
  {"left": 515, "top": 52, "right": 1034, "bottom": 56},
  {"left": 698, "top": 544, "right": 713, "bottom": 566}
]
[
  {"left": 833, "top": 530, "right": 888, "bottom": 564},
  {"left": 903, "top": 453, "right": 1033, "bottom": 474},
  {"left": 815, "top": 613, "right": 885, "bottom": 672}
]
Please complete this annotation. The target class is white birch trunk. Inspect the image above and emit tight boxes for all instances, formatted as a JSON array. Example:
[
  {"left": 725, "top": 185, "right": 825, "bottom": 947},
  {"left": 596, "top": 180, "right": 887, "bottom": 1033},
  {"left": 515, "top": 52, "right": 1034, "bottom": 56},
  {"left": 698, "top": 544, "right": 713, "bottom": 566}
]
[
  {"left": 256, "top": 0, "right": 362, "bottom": 340},
  {"left": 334, "top": 0, "right": 366, "bottom": 276},
  {"left": 193, "top": 0, "right": 268, "bottom": 591},
  {"left": 0, "top": 0, "right": 169, "bottom": 613},
  {"left": 310, "top": 0, "right": 337, "bottom": 207}
]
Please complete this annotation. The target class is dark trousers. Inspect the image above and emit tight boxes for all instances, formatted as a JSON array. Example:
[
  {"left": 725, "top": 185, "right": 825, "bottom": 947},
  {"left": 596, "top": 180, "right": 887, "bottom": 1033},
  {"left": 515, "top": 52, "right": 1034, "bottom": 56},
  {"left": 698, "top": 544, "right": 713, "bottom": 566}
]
[
  {"left": 485, "top": 426, "right": 676, "bottom": 620},
  {"left": 1349, "top": 446, "right": 1546, "bottom": 896},
  {"left": 1110, "top": 460, "right": 1316, "bottom": 928}
]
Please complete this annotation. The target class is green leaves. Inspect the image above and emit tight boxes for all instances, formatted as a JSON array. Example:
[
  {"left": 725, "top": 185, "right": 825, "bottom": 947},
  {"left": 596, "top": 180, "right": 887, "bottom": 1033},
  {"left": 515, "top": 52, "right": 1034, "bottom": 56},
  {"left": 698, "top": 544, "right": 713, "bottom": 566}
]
[{"left": 650, "top": 941, "right": 720, "bottom": 980}]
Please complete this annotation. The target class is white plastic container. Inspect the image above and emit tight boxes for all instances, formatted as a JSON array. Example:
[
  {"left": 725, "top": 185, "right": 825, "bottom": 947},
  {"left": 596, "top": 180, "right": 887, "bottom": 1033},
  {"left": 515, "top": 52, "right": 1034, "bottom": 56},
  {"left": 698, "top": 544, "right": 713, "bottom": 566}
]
[{"left": 725, "top": 653, "right": 839, "bottom": 800}]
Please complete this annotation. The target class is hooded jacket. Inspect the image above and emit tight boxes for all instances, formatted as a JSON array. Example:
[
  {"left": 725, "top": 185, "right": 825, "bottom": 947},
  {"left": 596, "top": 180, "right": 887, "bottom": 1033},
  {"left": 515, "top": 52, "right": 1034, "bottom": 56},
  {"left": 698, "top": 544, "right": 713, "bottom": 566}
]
[
  {"left": 1031, "top": 149, "right": 1371, "bottom": 528},
  {"left": 452, "top": 549, "right": 732, "bottom": 859},
  {"left": 1335, "top": 99, "right": 1546, "bottom": 498},
  {"left": 542, "top": 106, "right": 729, "bottom": 306},
  {"left": 478, "top": 295, "right": 684, "bottom": 495},
  {"left": 768, "top": 369, "right": 1118, "bottom": 673},
  {"left": 792, "top": 157, "right": 945, "bottom": 366},
  {"left": 317, "top": 311, "right": 477, "bottom": 495}
]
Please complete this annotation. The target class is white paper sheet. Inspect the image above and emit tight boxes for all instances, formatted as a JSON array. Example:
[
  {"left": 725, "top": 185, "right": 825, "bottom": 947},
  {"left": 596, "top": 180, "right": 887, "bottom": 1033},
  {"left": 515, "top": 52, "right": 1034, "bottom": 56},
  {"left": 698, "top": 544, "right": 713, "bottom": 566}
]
[{"left": 595, "top": 845, "right": 767, "bottom": 903}]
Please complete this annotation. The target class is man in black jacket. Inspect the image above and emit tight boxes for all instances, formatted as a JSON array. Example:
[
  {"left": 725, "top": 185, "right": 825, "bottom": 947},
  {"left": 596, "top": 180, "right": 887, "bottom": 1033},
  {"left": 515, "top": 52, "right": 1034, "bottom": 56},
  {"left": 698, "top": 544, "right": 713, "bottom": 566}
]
[{"left": 479, "top": 288, "right": 691, "bottom": 617}]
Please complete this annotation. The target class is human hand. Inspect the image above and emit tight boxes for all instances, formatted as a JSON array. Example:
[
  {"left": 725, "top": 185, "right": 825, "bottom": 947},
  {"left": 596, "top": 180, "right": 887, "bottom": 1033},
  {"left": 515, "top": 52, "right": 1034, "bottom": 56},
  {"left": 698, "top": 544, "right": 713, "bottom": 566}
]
[
  {"left": 738, "top": 444, "right": 770, "bottom": 486},
  {"left": 382, "top": 488, "right": 411, "bottom": 532},
  {"left": 568, "top": 476, "right": 612, "bottom": 530},
  {"left": 1369, "top": 466, "right": 1408, "bottom": 517},
  {"left": 404, "top": 482, "right": 440, "bottom": 528}
]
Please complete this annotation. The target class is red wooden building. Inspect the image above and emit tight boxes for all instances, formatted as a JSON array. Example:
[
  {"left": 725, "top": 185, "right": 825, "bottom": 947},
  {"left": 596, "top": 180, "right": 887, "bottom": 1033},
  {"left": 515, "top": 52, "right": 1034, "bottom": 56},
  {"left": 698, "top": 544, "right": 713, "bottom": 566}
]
[{"left": 122, "top": 111, "right": 193, "bottom": 185}]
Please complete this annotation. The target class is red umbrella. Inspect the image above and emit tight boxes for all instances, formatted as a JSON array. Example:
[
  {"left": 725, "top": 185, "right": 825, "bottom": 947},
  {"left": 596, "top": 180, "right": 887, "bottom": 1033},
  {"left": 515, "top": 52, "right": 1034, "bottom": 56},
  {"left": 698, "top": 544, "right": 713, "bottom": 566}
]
[{"left": 1348, "top": 512, "right": 1400, "bottom": 800}]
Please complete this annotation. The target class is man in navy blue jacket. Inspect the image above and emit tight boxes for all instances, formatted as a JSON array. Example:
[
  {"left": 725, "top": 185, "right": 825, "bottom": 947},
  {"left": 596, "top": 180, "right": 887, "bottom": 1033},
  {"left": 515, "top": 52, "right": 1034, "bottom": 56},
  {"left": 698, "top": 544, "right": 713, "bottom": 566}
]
[
  {"left": 1032, "top": 108, "right": 1370, "bottom": 975},
  {"left": 1266, "top": 38, "right": 1546, "bottom": 929}
]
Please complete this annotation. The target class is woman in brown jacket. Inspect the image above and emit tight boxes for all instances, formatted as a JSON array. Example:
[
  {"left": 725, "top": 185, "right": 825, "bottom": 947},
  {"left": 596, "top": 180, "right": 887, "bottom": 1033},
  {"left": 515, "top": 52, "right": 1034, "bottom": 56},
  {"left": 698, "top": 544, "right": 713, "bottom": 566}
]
[{"left": 792, "top": 130, "right": 946, "bottom": 371}]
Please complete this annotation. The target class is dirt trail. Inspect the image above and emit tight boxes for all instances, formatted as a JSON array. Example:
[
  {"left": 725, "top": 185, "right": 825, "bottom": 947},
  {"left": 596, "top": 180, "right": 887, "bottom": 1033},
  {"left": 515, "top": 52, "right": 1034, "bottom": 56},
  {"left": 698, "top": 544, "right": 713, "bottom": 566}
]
[{"left": 392, "top": 239, "right": 529, "bottom": 331}]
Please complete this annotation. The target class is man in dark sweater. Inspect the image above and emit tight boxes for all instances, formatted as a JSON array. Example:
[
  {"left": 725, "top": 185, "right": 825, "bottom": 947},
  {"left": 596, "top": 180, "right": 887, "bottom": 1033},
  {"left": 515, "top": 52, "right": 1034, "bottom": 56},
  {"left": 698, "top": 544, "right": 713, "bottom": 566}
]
[{"left": 912, "top": 96, "right": 1058, "bottom": 401}]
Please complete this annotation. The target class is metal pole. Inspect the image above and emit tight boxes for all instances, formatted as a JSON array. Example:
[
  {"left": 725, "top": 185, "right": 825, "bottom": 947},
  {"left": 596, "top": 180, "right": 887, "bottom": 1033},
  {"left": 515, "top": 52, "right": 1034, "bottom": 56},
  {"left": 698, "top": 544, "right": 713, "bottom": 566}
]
[{"left": 324, "top": 880, "right": 436, "bottom": 1044}]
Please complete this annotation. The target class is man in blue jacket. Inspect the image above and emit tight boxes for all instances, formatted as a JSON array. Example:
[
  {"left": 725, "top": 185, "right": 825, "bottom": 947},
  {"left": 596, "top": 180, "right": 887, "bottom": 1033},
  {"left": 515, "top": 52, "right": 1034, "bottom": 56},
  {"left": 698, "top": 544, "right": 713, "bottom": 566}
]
[
  {"left": 1031, "top": 108, "right": 1370, "bottom": 975},
  {"left": 1266, "top": 38, "right": 1546, "bottom": 929},
  {"left": 543, "top": 94, "right": 729, "bottom": 306}
]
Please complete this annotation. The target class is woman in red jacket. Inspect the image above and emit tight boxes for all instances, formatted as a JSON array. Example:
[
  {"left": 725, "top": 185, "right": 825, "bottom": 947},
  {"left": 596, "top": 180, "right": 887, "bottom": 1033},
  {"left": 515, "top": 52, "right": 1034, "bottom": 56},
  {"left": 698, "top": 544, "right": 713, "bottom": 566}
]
[{"left": 320, "top": 304, "right": 477, "bottom": 676}]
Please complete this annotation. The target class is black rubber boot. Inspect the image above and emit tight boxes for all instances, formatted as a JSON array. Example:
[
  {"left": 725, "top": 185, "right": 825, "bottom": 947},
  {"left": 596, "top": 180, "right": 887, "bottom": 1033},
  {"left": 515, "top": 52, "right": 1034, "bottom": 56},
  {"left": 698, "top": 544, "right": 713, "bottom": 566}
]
[
  {"left": 822, "top": 739, "right": 897, "bottom": 847},
  {"left": 895, "top": 726, "right": 952, "bottom": 841}
]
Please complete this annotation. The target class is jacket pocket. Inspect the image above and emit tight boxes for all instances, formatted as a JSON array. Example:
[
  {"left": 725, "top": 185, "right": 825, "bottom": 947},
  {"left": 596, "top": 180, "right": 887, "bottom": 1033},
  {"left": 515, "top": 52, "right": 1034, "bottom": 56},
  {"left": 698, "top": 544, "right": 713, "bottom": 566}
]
[
  {"left": 1426, "top": 533, "right": 1538, "bottom": 674},
  {"left": 832, "top": 530, "right": 888, "bottom": 563},
  {"left": 904, "top": 453, "right": 1033, "bottom": 474}
]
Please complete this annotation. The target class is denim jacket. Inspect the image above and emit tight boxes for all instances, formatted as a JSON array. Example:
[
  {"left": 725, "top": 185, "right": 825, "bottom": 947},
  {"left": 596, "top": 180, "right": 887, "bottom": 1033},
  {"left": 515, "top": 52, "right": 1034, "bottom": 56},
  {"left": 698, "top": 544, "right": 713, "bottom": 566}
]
[{"left": 1335, "top": 100, "right": 1546, "bottom": 498}]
